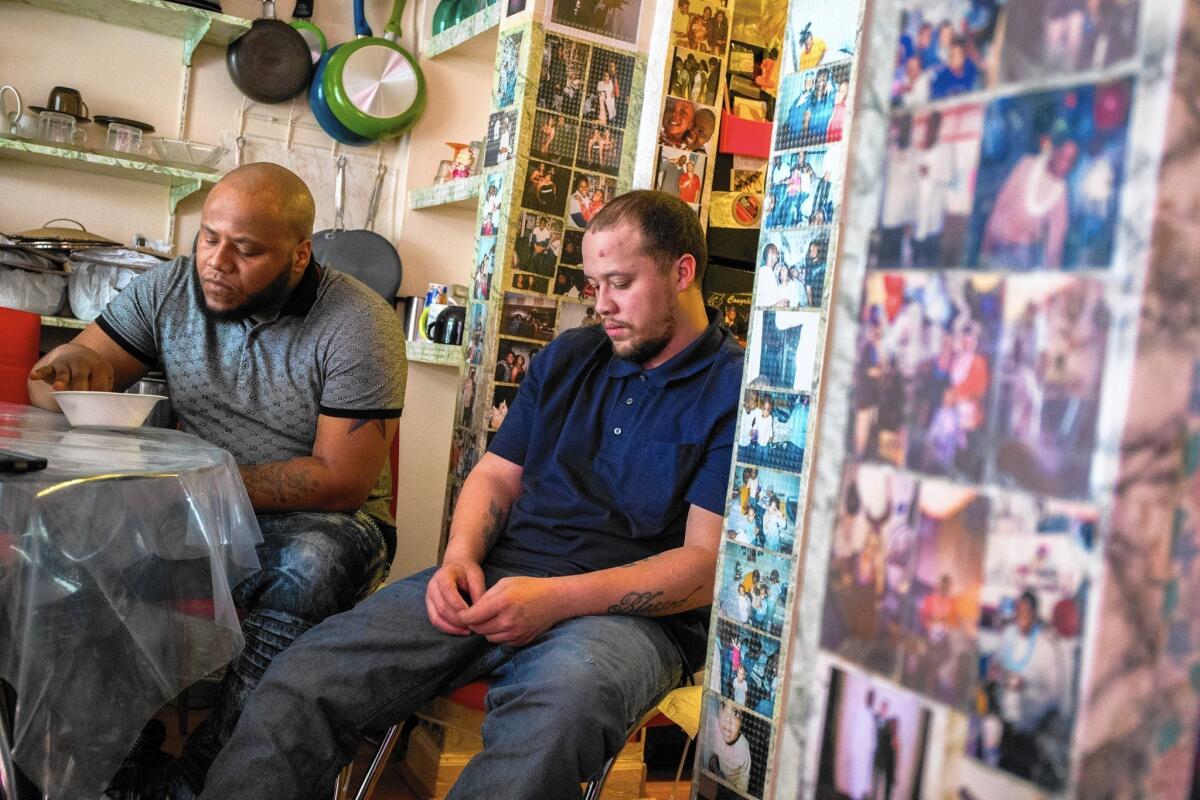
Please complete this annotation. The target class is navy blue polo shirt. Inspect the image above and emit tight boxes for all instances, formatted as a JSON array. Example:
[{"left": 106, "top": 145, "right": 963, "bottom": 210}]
[{"left": 487, "top": 307, "right": 744, "bottom": 667}]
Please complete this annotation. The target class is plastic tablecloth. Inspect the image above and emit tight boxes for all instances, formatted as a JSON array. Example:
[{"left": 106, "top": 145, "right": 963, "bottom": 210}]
[{"left": 0, "top": 403, "right": 262, "bottom": 798}]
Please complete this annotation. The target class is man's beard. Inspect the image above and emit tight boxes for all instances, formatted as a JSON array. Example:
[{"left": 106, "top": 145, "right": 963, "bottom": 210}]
[
  {"left": 197, "top": 257, "right": 295, "bottom": 322},
  {"left": 613, "top": 314, "right": 676, "bottom": 365}
]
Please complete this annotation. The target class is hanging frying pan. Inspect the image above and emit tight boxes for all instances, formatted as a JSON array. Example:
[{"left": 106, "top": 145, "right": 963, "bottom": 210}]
[
  {"left": 309, "top": 46, "right": 374, "bottom": 145},
  {"left": 312, "top": 156, "right": 402, "bottom": 301},
  {"left": 321, "top": 0, "right": 426, "bottom": 141},
  {"left": 226, "top": 0, "right": 313, "bottom": 104},
  {"left": 290, "top": 0, "right": 327, "bottom": 64}
]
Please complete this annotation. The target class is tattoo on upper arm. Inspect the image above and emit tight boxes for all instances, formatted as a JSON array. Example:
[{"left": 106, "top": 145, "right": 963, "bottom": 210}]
[
  {"left": 607, "top": 585, "right": 703, "bottom": 616},
  {"left": 481, "top": 499, "right": 508, "bottom": 550},
  {"left": 348, "top": 418, "right": 388, "bottom": 438}
]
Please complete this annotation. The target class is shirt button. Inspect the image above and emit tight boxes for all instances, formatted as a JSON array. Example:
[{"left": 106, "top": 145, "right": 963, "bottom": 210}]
[
  {"left": 625, "top": 397, "right": 633, "bottom": 405},
  {"left": 613, "top": 427, "right": 622, "bottom": 435},
  {"left": 639, "top": 374, "right": 646, "bottom": 382}
]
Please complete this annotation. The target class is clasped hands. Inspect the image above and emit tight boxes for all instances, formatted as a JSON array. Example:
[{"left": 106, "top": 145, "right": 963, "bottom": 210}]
[{"left": 425, "top": 560, "right": 561, "bottom": 647}]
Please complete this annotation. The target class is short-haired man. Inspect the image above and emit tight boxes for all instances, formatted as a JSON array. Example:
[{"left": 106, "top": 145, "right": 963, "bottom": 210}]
[
  {"left": 27, "top": 163, "right": 407, "bottom": 799},
  {"left": 197, "top": 190, "right": 744, "bottom": 799}
]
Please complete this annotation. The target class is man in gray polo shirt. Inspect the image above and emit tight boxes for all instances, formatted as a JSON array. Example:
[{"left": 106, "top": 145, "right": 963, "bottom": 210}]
[{"left": 27, "top": 163, "right": 407, "bottom": 799}]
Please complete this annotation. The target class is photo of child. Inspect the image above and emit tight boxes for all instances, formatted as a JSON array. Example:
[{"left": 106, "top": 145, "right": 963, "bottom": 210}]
[
  {"left": 709, "top": 619, "right": 783, "bottom": 719},
  {"left": 724, "top": 465, "right": 802, "bottom": 555},
  {"left": 660, "top": 96, "right": 718, "bottom": 153}
]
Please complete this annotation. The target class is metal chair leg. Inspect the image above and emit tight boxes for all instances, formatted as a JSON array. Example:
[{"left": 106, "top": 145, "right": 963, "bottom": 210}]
[
  {"left": 581, "top": 753, "right": 618, "bottom": 800},
  {"left": 0, "top": 689, "right": 18, "bottom": 800},
  {"left": 352, "top": 725, "right": 403, "bottom": 800}
]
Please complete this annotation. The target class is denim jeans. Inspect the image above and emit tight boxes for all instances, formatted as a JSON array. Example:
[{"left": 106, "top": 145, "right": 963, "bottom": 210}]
[
  {"left": 167, "top": 511, "right": 388, "bottom": 798},
  {"left": 198, "top": 564, "right": 684, "bottom": 800}
]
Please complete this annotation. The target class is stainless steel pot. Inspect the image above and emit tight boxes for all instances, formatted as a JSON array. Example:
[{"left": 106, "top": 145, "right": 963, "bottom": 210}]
[{"left": 127, "top": 376, "right": 177, "bottom": 429}]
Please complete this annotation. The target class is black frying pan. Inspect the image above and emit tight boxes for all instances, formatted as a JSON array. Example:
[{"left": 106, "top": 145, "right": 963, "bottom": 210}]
[
  {"left": 312, "top": 156, "right": 402, "bottom": 301},
  {"left": 226, "top": 0, "right": 313, "bottom": 104}
]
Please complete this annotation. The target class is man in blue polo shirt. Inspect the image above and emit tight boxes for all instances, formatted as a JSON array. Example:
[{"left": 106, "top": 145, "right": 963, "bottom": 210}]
[{"left": 199, "top": 190, "right": 744, "bottom": 799}]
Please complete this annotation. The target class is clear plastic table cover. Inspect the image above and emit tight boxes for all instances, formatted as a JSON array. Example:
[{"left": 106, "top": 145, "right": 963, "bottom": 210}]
[{"left": 0, "top": 403, "right": 262, "bottom": 798}]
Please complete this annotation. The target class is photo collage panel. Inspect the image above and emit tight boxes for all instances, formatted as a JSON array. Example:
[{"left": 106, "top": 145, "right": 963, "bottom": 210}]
[
  {"left": 870, "top": 77, "right": 1135, "bottom": 273},
  {"left": 849, "top": 271, "right": 1005, "bottom": 484},
  {"left": 965, "top": 492, "right": 1096, "bottom": 792},
  {"left": 812, "top": 659, "right": 935, "bottom": 800},
  {"left": 763, "top": 144, "right": 846, "bottom": 230},
  {"left": 737, "top": 388, "right": 809, "bottom": 473},
  {"left": 717, "top": 541, "right": 792, "bottom": 639},
  {"left": 820, "top": 463, "right": 990, "bottom": 709},
  {"left": 709, "top": 617, "right": 784, "bottom": 730},
  {"left": 725, "top": 464, "right": 802, "bottom": 556},
  {"left": 696, "top": 690, "right": 774, "bottom": 800},
  {"left": 891, "top": 0, "right": 1139, "bottom": 109},
  {"left": 511, "top": 32, "right": 638, "bottom": 320},
  {"left": 745, "top": 308, "right": 821, "bottom": 394},
  {"left": 547, "top": 0, "right": 641, "bottom": 46},
  {"left": 493, "top": 29, "right": 524, "bottom": 111},
  {"left": 848, "top": 270, "right": 1108, "bottom": 497},
  {"left": 655, "top": 0, "right": 735, "bottom": 219},
  {"left": 755, "top": 228, "right": 831, "bottom": 310},
  {"left": 774, "top": 60, "right": 851, "bottom": 151}
]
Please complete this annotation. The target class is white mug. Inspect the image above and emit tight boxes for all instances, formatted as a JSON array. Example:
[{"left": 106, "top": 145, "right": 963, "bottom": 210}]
[{"left": 0, "top": 85, "right": 21, "bottom": 136}]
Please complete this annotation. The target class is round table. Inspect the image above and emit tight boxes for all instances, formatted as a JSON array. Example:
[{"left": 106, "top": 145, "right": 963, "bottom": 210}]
[{"left": 0, "top": 403, "right": 261, "bottom": 798}]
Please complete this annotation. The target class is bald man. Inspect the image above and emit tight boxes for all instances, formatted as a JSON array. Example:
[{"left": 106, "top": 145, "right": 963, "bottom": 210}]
[{"left": 28, "top": 163, "right": 408, "bottom": 799}]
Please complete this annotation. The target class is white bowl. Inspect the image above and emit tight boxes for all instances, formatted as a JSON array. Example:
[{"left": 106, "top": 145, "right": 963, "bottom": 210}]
[
  {"left": 148, "top": 138, "right": 226, "bottom": 171},
  {"left": 53, "top": 391, "right": 167, "bottom": 428}
]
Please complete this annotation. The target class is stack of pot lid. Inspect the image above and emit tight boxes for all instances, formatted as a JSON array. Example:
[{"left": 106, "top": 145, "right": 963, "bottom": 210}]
[
  {"left": 0, "top": 240, "right": 65, "bottom": 273},
  {"left": 69, "top": 247, "right": 168, "bottom": 271},
  {"left": 6, "top": 219, "right": 120, "bottom": 256}
]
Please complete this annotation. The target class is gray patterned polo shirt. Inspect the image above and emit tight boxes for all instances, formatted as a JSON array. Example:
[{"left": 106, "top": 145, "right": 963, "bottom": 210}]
[{"left": 97, "top": 256, "right": 407, "bottom": 526}]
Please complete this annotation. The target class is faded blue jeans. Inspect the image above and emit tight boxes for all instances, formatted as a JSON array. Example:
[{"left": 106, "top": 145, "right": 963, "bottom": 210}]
[
  {"left": 167, "top": 511, "right": 389, "bottom": 798},
  {"left": 198, "top": 564, "right": 684, "bottom": 800}
]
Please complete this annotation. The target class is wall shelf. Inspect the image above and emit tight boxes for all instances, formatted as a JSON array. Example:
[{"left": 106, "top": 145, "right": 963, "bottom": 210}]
[
  {"left": 425, "top": 3, "right": 501, "bottom": 58},
  {"left": 0, "top": 138, "right": 218, "bottom": 212},
  {"left": 40, "top": 316, "right": 88, "bottom": 330},
  {"left": 8, "top": 0, "right": 250, "bottom": 64},
  {"left": 406, "top": 339, "right": 464, "bottom": 368},
  {"left": 410, "top": 175, "right": 483, "bottom": 210}
]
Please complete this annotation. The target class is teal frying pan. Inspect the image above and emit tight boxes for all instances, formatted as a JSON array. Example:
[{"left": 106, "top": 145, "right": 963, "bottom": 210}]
[{"left": 322, "top": 0, "right": 426, "bottom": 140}]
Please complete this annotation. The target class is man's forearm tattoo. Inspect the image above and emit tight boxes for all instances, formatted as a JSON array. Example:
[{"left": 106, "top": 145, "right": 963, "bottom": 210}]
[
  {"left": 242, "top": 462, "right": 320, "bottom": 506},
  {"left": 348, "top": 418, "right": 388, "bottom": 438},
  {"left": 481, "top": 499, "right": 507, "bottom": 550},
  {"left": 607, "top": 585, "right": 703, "bottom": 616}
]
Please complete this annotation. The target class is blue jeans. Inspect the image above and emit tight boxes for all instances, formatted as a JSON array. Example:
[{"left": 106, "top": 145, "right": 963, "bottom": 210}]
[
  {"left": 168, "top": 511, "right": 389, "bottom": 798},
  {"left": 198, "top": 564, "right": 684, "bottom": 800}
]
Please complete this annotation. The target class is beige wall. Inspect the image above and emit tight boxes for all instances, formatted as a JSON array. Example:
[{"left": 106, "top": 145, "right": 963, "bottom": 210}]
[{"left": 0, "top": 0, "right": 492, "bottom": 579}]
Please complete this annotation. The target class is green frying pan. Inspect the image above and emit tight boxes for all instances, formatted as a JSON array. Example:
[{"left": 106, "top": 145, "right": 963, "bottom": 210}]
[
  {"left": 290, "top": 0, "right": 327, "bottom": 64},
  {"left": 323, "top": 0, "right": 426, "bottom": 141}
]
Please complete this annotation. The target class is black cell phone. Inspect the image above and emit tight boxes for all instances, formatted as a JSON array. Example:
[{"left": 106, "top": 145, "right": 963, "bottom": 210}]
[{"left": 0, "top": 449, "right": 48, "bottom": 474}]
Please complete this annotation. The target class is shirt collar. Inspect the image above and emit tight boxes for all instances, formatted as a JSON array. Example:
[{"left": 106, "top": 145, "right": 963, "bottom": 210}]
[
  {"left": 607, "top": 307, "right": 730, "bottom": 387},
  {"left": 279, "top": 259, "right": 322, "bottom": 317}
]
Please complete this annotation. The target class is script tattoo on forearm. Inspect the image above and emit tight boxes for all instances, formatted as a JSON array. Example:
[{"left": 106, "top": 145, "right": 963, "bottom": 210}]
[
  {"left": 241, "top": 462, "right": 320, "bottom": 506},
  {"left": 607, "top": 585, "right": 703, "bottom": 616},
  {"left": 481, "top": 499, "right": 507, "bottom": 550},
  {"left": 348, "top": 418, "right": 388, "bottom": 438}
]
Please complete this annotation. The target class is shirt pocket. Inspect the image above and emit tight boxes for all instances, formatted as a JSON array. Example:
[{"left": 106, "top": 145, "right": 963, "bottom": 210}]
[{"left": 598, "top": 439, "right": 702, "bottom": 539}]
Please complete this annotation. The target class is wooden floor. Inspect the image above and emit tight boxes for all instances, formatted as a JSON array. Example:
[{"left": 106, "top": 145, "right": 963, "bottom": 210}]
[{"left": 157, "top": 705, "right": 694, "bottom": 800}]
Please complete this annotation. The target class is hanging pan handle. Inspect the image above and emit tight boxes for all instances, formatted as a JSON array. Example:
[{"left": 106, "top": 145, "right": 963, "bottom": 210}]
[
  {"left": 333, "top": 154, "right": 347, "bottom": 231},
  {"left": 383, "top": 0, "right": 406, "bottom": 42},
  {"left": 365, "top": 163, "right": 387, "bottom": 231}
]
